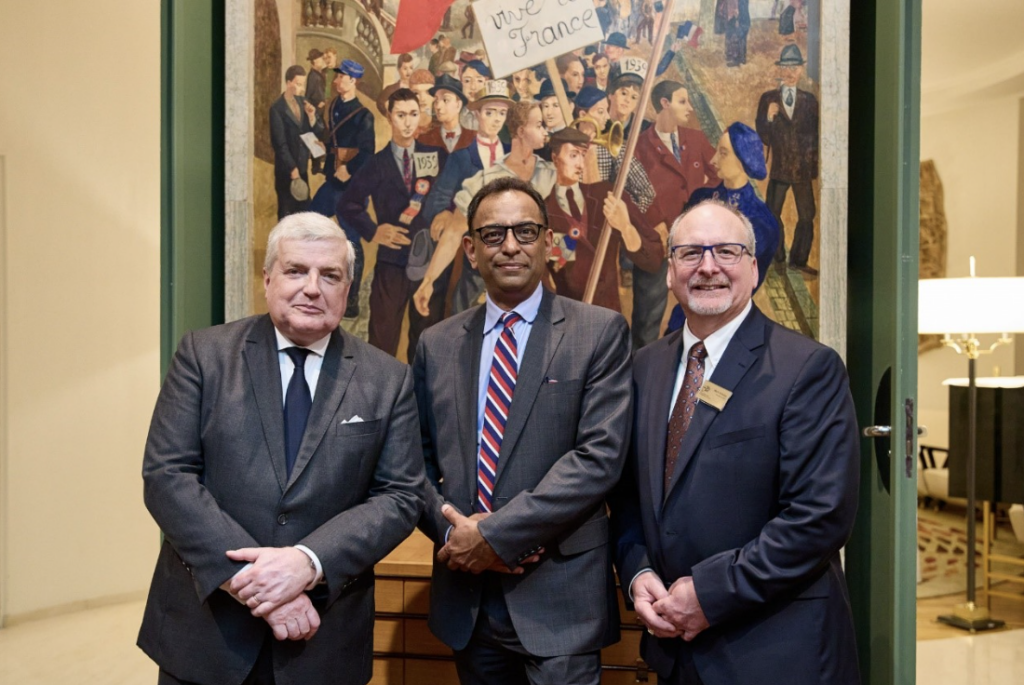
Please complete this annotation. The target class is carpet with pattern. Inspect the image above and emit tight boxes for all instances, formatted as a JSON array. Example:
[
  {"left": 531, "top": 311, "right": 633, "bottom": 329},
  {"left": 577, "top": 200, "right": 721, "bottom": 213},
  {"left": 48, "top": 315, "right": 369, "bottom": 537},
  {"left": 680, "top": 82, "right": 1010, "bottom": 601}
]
[{"left": 917, "top": 508, "right": 1024, "bottom": 599}]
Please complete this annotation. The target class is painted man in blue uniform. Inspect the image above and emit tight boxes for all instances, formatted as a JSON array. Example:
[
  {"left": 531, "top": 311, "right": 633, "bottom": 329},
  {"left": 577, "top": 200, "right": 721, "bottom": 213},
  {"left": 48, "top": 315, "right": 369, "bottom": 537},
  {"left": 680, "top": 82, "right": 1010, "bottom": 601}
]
[{"left": 308, "top": 59, "right": 374, "bottom": 316}]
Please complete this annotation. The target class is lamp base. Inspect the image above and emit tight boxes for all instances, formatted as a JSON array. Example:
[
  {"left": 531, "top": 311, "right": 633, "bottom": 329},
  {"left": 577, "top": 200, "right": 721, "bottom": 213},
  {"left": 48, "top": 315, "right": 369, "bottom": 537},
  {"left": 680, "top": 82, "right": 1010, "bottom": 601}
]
[{"left": 937, "top": 602, "right": 1005, "bottom": 632}]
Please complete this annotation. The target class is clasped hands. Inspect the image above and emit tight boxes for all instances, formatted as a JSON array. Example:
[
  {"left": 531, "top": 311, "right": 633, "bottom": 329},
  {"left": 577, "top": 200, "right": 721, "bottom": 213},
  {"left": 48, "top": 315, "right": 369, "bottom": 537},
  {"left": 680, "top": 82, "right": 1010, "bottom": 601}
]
[
  {"left": 632, "top": 572, "right": 709, "bottom": 642},
  {"left": 436, "top": 504, "right": 542, "bottom": 574},
  {"left": 222, "top": 546, "right": 320, "bottom": 642}
]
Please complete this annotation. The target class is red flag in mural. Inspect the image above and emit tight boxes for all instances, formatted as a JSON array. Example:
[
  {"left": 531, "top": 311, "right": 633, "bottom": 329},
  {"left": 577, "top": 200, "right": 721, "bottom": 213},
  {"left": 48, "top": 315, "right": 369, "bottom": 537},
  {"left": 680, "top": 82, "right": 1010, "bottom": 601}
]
[{"left": 390, "top": 0, "right": 458, "bottom": 54}]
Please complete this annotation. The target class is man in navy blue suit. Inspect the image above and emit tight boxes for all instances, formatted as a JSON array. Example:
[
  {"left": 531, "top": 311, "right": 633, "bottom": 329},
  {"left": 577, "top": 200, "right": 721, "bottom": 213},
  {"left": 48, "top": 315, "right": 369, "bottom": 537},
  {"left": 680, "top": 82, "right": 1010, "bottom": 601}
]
[
  {"left": 611, "top": 200, "right": 860, "bottom": 685},
  {"left": 337, "top": 88, "right": 447, "bottom": 358}
]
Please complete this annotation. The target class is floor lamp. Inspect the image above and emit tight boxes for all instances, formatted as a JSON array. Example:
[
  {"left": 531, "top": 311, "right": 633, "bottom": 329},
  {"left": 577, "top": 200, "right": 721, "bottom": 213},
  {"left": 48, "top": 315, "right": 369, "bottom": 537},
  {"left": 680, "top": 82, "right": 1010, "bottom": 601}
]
[{"left": 919, "top": 264, "right": 1024, "bottom": 631}]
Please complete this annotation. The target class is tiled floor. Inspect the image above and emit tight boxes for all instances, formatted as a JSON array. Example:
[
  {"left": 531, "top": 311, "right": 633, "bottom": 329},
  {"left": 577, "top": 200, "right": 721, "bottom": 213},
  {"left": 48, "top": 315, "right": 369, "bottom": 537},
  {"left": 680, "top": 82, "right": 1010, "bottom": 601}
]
[
  {"left": 917, "top": 630, "right": 1024, "bottom": 683},
  {"left": 1, "top": 598, "right": 1022, "bottom": 683}
]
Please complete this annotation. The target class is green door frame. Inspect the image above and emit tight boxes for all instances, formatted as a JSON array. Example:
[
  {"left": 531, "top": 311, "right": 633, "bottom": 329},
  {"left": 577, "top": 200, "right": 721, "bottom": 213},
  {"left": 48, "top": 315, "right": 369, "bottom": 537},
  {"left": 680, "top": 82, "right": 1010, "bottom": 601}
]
[
  {"left": 847, "top": 0, "right": 921, "bottom": 683},
  {"left": 161, "top": 0, "right": 225, "bottom": 373}
]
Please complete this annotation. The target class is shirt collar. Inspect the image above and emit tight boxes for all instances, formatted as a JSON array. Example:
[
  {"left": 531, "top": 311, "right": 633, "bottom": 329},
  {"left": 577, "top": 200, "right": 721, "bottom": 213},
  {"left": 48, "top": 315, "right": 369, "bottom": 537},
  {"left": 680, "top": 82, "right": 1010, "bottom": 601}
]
[
  {"left": 390, "top": 140, "right": 414, "bottom": 157},
  {"left": 274, "top": 328, "right": 331, "bottom": 357},
  {"left": 483, "top": 283, "right": 544, "bottom": 334},
  {"left": 681, "top": 300, "right": 752, "bottom": 371},
  {"left": 557, "top": 182, "right": 582, "bottom": 199}
]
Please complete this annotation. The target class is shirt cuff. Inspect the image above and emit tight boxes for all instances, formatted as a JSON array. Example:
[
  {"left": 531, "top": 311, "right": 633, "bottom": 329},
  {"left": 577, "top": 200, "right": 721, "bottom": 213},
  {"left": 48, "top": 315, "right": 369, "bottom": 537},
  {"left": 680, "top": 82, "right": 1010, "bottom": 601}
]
[
  {"left": 628, "top": 567, "right": 657, "bottom": 602},
  {"left": 294, "top": 544, "right": 324, "bottom": 590},
  {"left": 220, "top": 563, "right": 253, "bottom": 604}
]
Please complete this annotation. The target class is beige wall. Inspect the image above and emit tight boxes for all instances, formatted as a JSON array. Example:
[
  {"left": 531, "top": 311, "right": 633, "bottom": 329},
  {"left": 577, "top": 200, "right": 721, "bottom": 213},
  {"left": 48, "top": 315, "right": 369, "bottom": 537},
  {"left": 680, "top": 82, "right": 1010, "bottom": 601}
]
[
  {"left": 918, "top": 98, "right": 1021, "bottom": 448},
  {"left": 0, "top": 1, "right": 161, "bottom": 621}
]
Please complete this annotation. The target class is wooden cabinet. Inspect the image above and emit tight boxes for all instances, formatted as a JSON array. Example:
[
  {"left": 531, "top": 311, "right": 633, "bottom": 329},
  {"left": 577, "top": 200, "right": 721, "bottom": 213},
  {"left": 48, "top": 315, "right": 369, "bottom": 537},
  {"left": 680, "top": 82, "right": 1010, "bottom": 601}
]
[{"left": 370, "top": 531, "right": 651, "bottom": 684}]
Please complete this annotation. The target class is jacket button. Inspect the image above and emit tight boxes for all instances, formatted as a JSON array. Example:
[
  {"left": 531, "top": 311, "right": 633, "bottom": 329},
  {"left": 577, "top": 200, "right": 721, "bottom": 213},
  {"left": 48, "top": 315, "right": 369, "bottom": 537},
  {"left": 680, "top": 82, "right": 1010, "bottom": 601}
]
[{"left": 277, "top": 514, "right": 289, "bottom": 525}]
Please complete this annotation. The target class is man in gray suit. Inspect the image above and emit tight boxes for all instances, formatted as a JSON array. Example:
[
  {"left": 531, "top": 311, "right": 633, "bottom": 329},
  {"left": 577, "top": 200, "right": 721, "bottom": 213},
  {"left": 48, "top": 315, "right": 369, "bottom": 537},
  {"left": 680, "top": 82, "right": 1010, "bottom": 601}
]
[
  {"left": 138, "top": 212, "right": 425, "bottom": 685},
  {"left": 413, "top": 177, "right": 633, "bottom": 685}
]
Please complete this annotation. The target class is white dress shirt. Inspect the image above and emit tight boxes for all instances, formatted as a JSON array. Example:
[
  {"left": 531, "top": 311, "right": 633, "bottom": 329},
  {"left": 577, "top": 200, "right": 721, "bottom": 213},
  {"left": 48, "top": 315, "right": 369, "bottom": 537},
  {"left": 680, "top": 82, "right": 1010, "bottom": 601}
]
[
  {"left": 782, "top": 86, "right": 797, "bottom": 119},
  {"left": 669, "top": 301, "right": 752, "bottom": 414},
  {"left": 555, "top": 183, "right": 584, "bottom": 217}
]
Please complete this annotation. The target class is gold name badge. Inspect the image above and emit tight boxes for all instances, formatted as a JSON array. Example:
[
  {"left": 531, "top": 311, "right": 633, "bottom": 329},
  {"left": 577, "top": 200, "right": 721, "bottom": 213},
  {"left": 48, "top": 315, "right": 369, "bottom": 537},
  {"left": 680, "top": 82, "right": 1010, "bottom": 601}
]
[{"left": 697, "top": 382, "right": 732, "bottom": 411}]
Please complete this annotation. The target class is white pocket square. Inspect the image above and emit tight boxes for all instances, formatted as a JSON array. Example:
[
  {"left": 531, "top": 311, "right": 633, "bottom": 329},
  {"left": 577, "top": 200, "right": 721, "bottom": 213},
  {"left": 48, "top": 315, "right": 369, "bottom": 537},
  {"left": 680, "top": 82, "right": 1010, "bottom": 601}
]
[{"left": 341, "top": 415, "right": 364, "bottom": 424}]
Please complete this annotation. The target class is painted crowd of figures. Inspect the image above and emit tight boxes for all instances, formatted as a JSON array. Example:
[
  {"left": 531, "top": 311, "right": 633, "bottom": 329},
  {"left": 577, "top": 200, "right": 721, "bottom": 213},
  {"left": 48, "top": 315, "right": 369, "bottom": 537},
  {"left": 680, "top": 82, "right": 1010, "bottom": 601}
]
[{"left": 267, "top": 0, "right": 818, "bottom": 360}]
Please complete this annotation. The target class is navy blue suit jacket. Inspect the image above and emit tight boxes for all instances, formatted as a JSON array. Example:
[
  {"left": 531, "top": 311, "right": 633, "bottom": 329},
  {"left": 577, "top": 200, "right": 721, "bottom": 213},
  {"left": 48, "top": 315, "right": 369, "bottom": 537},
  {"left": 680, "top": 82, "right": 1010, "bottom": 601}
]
[
  {"left": 422, "top": 143, "right": 484, "bottom": 223},
  {"left": 610, "top": 306, "right": 860, "bottom": 685},
  {"left": 337, "top": 142, "right": 447, "bottom": 267}
]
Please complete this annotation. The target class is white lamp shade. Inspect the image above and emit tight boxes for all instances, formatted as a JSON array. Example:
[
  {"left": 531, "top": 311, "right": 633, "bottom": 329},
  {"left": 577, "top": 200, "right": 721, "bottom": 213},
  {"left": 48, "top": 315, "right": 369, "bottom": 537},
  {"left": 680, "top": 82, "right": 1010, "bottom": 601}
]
[{"left": 919, "top": 277, "right": 1024, "bottom": 334}]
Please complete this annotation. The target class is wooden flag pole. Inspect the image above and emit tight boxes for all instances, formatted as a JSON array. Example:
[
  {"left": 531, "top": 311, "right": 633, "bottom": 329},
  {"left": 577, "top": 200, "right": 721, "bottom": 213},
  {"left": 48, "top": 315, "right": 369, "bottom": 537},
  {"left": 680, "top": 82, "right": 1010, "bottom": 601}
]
[{"left": 582, "top": 0, "right": 676, "bottom": 304}]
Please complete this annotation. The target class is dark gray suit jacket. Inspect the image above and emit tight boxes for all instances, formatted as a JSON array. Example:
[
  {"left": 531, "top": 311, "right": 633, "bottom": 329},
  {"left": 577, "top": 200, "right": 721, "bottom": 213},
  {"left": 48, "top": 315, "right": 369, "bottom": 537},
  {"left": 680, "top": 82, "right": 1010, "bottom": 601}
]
[
  {"left": 413, "top": 290, "right": 632, "bottom": 657},
  {"left": 611, "top": 306, "right": 860, "bottom": 685},
  {"left": 138, "top": 315, "right": 425, "bottom": 685}
]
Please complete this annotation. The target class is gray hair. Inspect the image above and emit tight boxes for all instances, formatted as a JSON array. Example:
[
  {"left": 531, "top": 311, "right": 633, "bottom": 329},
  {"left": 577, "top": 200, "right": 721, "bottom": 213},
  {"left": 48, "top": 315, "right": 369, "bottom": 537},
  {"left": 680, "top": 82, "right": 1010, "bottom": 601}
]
[
  {"left": 264, "top": 212, "right": 356, "bottom": 283},
  {"left": 668, "top": 199, "right": 756, "bottom": 254}
]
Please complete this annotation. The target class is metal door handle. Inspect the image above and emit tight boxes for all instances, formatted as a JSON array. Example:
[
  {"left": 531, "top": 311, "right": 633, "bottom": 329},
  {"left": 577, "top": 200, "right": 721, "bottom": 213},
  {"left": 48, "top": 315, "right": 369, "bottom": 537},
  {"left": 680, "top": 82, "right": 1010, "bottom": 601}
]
[{"left": 862, "top": 425, "right": 927, "bottom": 438}]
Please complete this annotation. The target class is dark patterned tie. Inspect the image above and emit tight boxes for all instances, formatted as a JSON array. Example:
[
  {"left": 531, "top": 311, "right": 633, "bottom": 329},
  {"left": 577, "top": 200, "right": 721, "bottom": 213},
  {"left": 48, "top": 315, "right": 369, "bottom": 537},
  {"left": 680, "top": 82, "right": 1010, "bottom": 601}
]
[
  {"left": 785, "top": 89, "right": 795, "bottom": 107},
  {"left": 566, "top": 187, "right": 583, "bottom": 221},
  {"left": 664, "top": 341, "right": 706, "bottom": 494},
  {"left": 283, "top": 347, "right": 313, "bottom": 478},
  {"left": 671, "top": 132, "right": 681, "bottom": 163},
  {"left": 477, "top": 312, "right": 523, "bottom": 513},
  {"left": 402, "top": 149, "right": 412, "bottom": 192}
]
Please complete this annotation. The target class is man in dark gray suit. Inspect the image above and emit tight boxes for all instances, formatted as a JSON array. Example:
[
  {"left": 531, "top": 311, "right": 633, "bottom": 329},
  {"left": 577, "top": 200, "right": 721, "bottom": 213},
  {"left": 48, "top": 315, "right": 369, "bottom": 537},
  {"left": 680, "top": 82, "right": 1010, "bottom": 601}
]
[
  {"left": 138, "top": 212, "right": 425, "bottom": 685},
  {"left": 610, "top": 200, "right": 859, "bottom": 684},
  {"left": 270, "top": 66, "right": 324, "bottom": 219},
  {"left": 413, "top": 177, "right": 632, "bottom": 685}
]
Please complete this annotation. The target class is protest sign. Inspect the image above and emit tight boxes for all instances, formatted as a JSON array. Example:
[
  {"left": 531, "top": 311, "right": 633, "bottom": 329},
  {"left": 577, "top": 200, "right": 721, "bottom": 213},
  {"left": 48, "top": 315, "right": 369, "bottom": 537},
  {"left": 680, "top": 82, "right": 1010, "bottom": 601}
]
[{"left": 473, "top": 0, "right": 604, "bottom": 77}]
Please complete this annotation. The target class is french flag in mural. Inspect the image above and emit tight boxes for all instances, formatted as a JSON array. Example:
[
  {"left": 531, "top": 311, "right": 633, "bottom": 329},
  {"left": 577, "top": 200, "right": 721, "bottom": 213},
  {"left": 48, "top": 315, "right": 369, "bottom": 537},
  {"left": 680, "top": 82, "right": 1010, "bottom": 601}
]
[{"left": 390, "top": 0, "right": 457, "bottom": 54}]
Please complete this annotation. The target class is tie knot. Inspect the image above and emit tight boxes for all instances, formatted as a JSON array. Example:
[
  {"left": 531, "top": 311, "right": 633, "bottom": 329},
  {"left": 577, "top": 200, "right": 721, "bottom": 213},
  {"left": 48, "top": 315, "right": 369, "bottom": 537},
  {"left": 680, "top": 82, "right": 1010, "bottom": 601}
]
[
  {"left": 689, "top": 341, "right": 707, "bottom": 361},
  {"left": 285, "top": 346, "right": 311, "bottom": 368},
  {"left": 445, "top": 131, "right": 456, "bottom": 139},
  {"left": 500, "top": 312, "right": 522, "bottom": 330}
]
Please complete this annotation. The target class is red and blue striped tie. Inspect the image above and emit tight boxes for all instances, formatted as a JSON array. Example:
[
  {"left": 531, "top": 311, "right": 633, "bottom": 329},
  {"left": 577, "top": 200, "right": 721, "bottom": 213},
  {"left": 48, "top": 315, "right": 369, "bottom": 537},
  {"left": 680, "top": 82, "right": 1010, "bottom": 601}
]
[{"left": 477, "top": 311, "right": 523, "bottom": 513}]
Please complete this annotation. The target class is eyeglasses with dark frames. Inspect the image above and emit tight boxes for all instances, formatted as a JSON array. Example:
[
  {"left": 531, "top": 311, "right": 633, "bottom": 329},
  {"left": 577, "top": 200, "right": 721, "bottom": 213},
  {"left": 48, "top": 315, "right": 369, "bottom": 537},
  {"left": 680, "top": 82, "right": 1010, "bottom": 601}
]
[
  {"left": 473, "top": 222, "right": 545, "bottom": 247},
  {"left": 669, "top": 243, "right": 751, "bottom": 267}
]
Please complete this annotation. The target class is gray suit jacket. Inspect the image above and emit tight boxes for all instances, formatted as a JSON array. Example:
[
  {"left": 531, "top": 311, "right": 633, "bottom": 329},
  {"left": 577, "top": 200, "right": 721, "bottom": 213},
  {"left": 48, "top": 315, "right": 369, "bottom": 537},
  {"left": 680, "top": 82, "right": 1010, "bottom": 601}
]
[
  {"left": 413, "top": 290, "right": 631, "bottom": 657},
  {"left": 138, "top": 315, "right": 425, "bottom": 685}
]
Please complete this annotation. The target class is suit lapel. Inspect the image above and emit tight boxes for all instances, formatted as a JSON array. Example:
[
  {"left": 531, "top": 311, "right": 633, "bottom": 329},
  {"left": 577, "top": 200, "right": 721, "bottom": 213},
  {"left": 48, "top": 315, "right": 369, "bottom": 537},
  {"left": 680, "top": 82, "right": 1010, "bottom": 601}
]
[
  {"left": 244, "top": 316, "right": 289, "bottom": 492},
  {"left": 645, "top": 331, "right": 684, "bottom": 519},
  {"left": 459, "top": 307, "right": 487, "bottom": 505},
  {"left": 286, "top": 327, "right": 354, "bottom": 491},
  {"left": 663, "top": 308, "right": 766, "bottom": 504},
  {"left": 382, "top": 147, "right": 410, "bottom": 196},
  {"left": 645, "top": 126, "right": 685, "bottom": 176},
  {"left": 493, "top": 291, "right": 564, "bottom": 486}
]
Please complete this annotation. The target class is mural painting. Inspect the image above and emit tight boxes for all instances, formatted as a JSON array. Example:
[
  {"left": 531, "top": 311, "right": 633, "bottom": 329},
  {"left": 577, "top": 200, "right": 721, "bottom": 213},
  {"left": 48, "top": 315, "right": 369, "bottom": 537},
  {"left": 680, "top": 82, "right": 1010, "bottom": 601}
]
[{"left": 249, "top": 0, "right": 823, "bottom": 363}]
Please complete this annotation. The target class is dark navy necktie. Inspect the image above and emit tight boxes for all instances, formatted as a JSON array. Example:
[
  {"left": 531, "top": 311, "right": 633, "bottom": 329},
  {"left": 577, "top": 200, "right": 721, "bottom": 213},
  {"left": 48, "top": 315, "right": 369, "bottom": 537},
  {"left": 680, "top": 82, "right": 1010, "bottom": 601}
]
[{"left": 284, "top": 347, "right": 313, "bottom": 477}]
